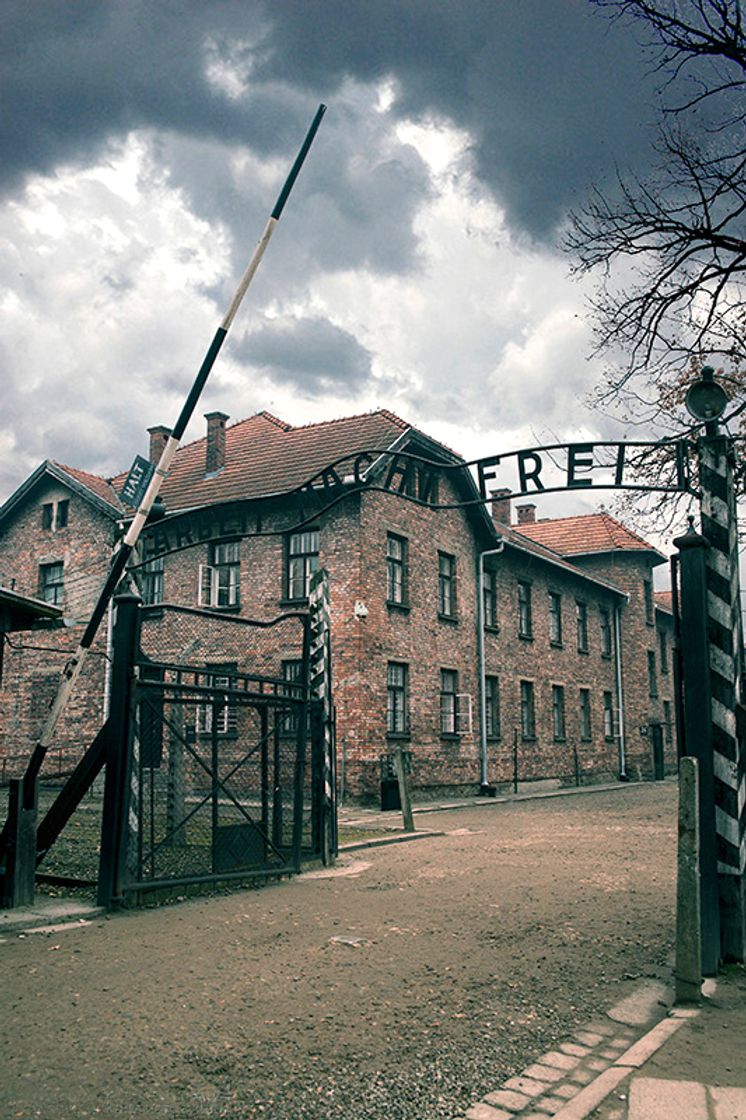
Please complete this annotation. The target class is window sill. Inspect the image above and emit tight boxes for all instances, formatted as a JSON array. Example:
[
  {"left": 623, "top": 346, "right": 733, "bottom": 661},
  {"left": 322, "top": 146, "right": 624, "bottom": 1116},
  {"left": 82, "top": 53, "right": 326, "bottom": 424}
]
[
  {"left": 577, "top": 647, "right": 589, "bottom": 656},
  {"left": 386, "top": 732, "right": 412, "bottom": 741},
  {"left": 484, "top": 624, "right": 500, "bottom": 634},
  {"left": 438, "top": 612, "right": 459, "bottom": 625},
  {"left": 440, "top": 732, "right": 461, "bottom": 742},
  {"left": 279, "top": 597, "right": 308, "bottom": 608},
  {"left": 486, "top": 735, "right": 501, "bottom": 743},
  {"left": 518, "top": 633, "right": 534, "bottom": 642},
  {"left": 203, "top": 603, "right": 241, "bottom": 613},
  {"left": 554, "top": 737, "right": 567, "bottom": 744},
  {"left": 601, "top": 652, "right": 612, "bottom": 660},
  {"left": 387, "top": 601, "right": 411, "bottom": 613},
  {"left": 550, "top": 640, "right": 563, "bottom": 649},
  {"left": 521, "top": 735, "right": 536, "bottom": 743}
]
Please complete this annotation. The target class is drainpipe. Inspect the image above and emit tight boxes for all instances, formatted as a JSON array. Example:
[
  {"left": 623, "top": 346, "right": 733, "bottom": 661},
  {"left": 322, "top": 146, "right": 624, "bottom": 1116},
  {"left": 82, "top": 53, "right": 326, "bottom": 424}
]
[
  {"left": 613, "top": 604, "right": 627, "bottom": 779},
  {"left": 477, "top": 543, "right": 505, "bottom": 790}
]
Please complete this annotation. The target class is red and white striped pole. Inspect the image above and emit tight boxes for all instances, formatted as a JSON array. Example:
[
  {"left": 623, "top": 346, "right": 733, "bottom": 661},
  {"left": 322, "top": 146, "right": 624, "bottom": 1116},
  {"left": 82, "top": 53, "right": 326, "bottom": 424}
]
[{"left": 17, "top": 104, "right": 326, "bottom": 801}]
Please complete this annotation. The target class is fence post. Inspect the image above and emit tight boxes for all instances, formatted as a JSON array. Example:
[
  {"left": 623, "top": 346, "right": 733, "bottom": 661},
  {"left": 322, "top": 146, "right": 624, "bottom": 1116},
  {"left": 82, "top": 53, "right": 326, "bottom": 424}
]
[
  {"left": 0, "top": 778, "right": 37, "bottom": 908},
  {"left": 97, "top": 592, "right": 140, "bottom": 908},
  {"left": 676, "top": 756, "right": 702, "bottom": 1003},
  {"left": 673, "top": 522, "right": 719, "bottom": 973},
  {"left": 393, "top": 744, "right": 415, "bottom": 832}
]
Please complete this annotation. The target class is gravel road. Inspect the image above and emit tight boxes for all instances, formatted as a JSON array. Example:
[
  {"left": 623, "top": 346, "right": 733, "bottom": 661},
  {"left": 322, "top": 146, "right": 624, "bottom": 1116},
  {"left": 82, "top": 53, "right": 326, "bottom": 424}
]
[{"left": 1, "top": 782, "right": 677, "bottom": 1120}]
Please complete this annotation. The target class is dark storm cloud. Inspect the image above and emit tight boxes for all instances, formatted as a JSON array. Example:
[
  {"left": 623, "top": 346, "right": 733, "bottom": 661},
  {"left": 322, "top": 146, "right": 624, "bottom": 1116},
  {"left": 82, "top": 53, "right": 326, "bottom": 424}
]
[
  {"left": 2, "top": 1, "right": 653, "bottom": 242},
  {"left": 235, "top": 316, "right": 373, "bottom": 393}
]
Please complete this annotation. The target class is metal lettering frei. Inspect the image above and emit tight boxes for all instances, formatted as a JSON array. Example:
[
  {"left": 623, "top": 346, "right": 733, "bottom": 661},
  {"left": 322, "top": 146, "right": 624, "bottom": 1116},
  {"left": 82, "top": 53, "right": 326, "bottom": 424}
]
[{"left": 11, "top": 104, "right": 326, "bottom": 809}]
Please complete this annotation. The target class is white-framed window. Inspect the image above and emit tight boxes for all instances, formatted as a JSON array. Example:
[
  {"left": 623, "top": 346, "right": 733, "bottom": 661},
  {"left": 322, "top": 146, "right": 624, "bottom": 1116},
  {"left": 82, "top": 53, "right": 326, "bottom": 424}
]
[
  {"left": 286, "top": 529, "right": 319, "bottom": 601},
  {"left": 603, "top": 691, "right": 615, "bottom": 740},
  {"left": 41, "top": 498, "right": 69, "bottom": 531},
  {"left": 576, "top": 600, "right": 589, "bottom": 653},
  {"left": 195, "top": 666, "right": 238, "bottom": 736},
  {"left": 483, "top": 568, "right": 498, "bottom": 629},
  {"left": 280, "top": 659, "right": 303, "bottom": 735},
  {"left": 387, "top": 661, "right": 409, "bottom": 735},
  {"left": 579, "top": 688, "right": 592, "bottom": 741},
  {"left": 438, "top": 552, "right": 457, "bottom": 618},
  {"left": 485, "top": 675, "right": 500, "bottom": 739},
  {"left": 518, "top": 581, "right": 532, "bottom": 638},
  {"left": 199, "top": 540, "right": 240, "bottom": 607},
  {"left": 552, "top": 684, "right": 566, "bottom": 741},
  {"left": 39, "top": 561, "right": 64, "bottom": 605},
  {"left": 440, "top": 669, "right": 459, "bottom": 735},
  {"left": 549, "top": 591, "right": 562, "bottom": 646},
  {"left": 600, "top": 607, "right": 613, "bottom": 657},
  {"left": 141, "top": 556, "right": 164, "bottom": 605},
  {"left": 387, "top": 534, "right": 408, "bottom": 606},
  {"left": 520, "top": 679, "right": 536, "bottom": 740}
]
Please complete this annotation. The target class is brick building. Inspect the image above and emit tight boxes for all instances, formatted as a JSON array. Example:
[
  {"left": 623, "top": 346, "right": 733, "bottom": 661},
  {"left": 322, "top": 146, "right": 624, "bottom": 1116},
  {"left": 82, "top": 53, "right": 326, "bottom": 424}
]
[{"left": 0, "top": 409, "right": 678, "bottom": 802}]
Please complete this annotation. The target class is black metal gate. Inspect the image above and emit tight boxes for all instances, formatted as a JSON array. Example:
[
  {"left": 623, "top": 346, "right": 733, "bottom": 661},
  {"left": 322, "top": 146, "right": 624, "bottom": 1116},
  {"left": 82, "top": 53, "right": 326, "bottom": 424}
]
[{"left": 98, "top": 595, "right": 333, "bottom": 906}]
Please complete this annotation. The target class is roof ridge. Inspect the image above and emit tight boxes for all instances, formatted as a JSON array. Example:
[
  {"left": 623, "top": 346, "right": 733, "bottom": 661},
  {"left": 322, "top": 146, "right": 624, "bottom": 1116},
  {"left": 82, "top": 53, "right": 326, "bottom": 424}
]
[{"left": 286, "top": 408, "right": 410, "bottom": 434}]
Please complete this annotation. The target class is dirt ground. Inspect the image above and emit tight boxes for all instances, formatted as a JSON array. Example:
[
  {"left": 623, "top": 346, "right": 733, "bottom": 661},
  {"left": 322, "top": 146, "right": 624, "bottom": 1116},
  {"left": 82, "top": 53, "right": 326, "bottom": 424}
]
[{"left": 1, "top": 784, "right": 679, "bottom": 1120}]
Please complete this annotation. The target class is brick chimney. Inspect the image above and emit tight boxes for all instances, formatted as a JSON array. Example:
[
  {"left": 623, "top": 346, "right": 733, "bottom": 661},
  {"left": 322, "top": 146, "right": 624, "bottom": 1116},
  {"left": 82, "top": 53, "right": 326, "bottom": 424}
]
[
  {"left": 516, "top": 503, "right": 537, "bottom": 525},
  {"left": 491, "top": 488, "right": 511, "bottom": 526},
  {"left": 205, "top": 412, "right": 229, "bottom": 475},
  {"left": 147, "top": 425, "right": 171, "bottom": 465}
]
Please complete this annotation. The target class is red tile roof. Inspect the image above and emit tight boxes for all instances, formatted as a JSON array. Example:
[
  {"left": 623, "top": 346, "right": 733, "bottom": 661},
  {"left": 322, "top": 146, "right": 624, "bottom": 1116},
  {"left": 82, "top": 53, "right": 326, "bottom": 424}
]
[
  {"left": 53, "top": 463, "right": 125, "bottom": 512},
  {"left": 109, "top": 409, "right": 411, "bottom": 511},
  {"left": 513, "top": 512, "right": 663, "bottom": 561},
  {"left": 497, "top": 523, "right": 625, "bottom": 597},
  {"left": 654, "top": 590, "right": 674, "bottom": 614}
]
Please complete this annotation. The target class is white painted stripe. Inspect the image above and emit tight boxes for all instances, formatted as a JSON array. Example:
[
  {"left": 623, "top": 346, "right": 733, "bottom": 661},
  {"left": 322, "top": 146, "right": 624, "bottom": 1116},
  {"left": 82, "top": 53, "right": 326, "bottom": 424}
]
[
  {"left": 709, "top": 644, "right": 734, "bottom": 680},
  {"left": 712, "top": 699, "right": 736, "bottom": 736},
  {"left": 714, "top": 751, "right": 738, "bottom": 788},
  {"left": 221, "top": 217, "right": 278, "bottom": 331},
  {"left": 715, "top": 805, "right": 741, "bottom": 846},
  {"left": 707, "top": 593, "right": 732, "bottom": 628}
]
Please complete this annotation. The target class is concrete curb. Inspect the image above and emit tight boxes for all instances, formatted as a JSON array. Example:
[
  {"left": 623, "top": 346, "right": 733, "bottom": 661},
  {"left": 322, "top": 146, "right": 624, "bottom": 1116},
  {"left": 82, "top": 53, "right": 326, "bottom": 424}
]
[
  {"left": 339, "top": 829, "right": 445, "bottom": 852},
  {"left": 340, "top": 778, "right": 671, "bottom": 830}
]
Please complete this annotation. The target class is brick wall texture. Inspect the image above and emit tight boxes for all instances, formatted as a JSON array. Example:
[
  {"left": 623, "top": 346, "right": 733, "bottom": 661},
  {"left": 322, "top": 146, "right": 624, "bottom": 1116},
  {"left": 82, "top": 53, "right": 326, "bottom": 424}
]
[{"left": 0, "top": 467, "right": 678, "bottom": 802}]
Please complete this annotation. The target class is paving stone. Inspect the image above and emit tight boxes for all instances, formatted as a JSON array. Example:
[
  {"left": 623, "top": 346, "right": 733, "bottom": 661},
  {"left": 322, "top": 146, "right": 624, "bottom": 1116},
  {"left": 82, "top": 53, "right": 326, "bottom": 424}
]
[
  {"left": 600, "top": 1047, "right": 622, "bottom": 1059},
  {"left": 534, "top": 1097, "right": 565, "bottom": 1114},
  {"left": 586, "top": 1058, "right": 609, "bottom": 1071},
  {"left": 465, "top": 1102, "right": 513, "bottom": 1120},
  {"left": 522, "top": 1063, "right": 565, "bottom": 1083},
  {"left": 584, "top": 1020, "right": 615, "bottom": 1036},
  {"left": 709, "top": 1086, "right": 746, "bottom": 1120},
  {"left": 559, "top": 1042, "right": 590, "bottom": 1058},
  {"left": 628, "top": 1077, "right": 707, "bottom": 1120},
  {"left": 574, "top": 1030, "right": 605, "bottom": 1046},
  {"left": 539, "top": 1050, "right": 580, "bottom": 1071},
  {"left": 611, "top": 1035, "right": 634, "bottom": 1047},
  {"left": 569, "top": 1068, "right": 595, "bottom": 1085},
  {"left": 553, "top": 1084, "right": 579, "bottom": 1100},
  {"left": 503, "top": 1076, "right": 547, "bottom": 1098},
  {"left": 484, "top": 1087, "right": 532, "bottom": 1111}
]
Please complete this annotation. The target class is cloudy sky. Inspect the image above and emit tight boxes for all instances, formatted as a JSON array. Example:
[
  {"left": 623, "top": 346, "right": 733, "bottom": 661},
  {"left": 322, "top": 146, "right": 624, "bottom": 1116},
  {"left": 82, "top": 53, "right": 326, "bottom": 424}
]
[{"left": 1, "top": 0, "right": 663, "bottom": 517}]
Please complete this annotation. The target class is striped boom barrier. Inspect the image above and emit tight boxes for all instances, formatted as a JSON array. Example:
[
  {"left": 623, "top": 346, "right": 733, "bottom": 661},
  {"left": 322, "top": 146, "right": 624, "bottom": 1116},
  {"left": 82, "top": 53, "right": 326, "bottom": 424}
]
[
  {"left": 0, "top": 106, "right": 326, "bottom": 856},
  {"left": 308, "top": 569, "right": 336, "bottom": 865},
  {"left": 700, "top": 434, "right": 746, "bottom": 961}
]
